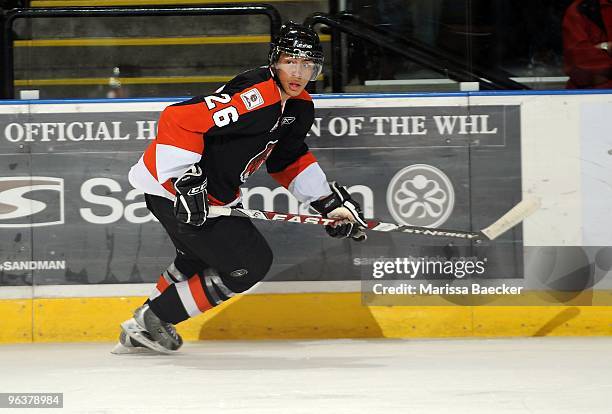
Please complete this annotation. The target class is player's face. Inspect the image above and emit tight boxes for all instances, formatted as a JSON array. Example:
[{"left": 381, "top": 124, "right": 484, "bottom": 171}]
[{"left": 275, "top": 53, "right": 315, "bottom": 96}]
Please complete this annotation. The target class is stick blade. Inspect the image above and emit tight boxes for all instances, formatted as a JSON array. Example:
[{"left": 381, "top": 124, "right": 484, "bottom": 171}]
[{"left": 480, "top": 197, "right": 541, "bottom": 240}]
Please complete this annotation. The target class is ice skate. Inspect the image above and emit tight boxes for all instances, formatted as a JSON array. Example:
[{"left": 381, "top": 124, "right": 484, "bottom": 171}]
[
  {"left": 110, "top": 330, "right": 155, "bottom": 355},
  {"left": 119, "top": 304, "right": 183, "bottom": 355}
]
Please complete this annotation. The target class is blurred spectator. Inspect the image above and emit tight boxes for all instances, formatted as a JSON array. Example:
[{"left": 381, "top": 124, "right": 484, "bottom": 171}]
[
  {"left": 563, "top": 0, "right": 612, "bottom": 88},
  {"left": 106, "top": 66, "right": 129, "bottom": 98}
]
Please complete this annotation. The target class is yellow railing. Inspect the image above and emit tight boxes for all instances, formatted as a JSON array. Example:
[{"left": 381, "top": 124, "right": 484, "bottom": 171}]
[
  {"left": 14, "top": 73, "right": 324, "bottom": 86},
  {"left": 14, "top": 34, "right": 330, "bottom": 47},
  {"left": 31, "top": 0, "right": 320, "bottom": 7}
]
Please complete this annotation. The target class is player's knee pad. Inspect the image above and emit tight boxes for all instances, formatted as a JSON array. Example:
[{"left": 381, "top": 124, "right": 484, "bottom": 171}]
[
  {"left": 219, "top": 244, "right": 273, "bottom": 294},
  {"left": 196, "top": 268, "right": 238, "bottom": 306}
]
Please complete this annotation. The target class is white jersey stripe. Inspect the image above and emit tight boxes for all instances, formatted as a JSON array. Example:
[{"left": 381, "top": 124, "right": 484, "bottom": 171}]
[
  {"left": 128, "top": 156, "right": 175, "bottom": 200},
  {"left": 287, "top": 162, "right": 331, "bottom": 204},
  {"left": 155, "top": 144, "right": 202, "bottom": 184},
  {"left": 128, "top": 145, "right": 201, "bottom": 202}
]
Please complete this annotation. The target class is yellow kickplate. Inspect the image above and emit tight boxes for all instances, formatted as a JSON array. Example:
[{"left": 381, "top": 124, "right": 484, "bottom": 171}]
[
  {"left": 1, "top": 293, "right": 611, "bottom": 344},
  {"left": 0, "top": 300, "right": 33, "bottom": 343},
  {"left": 33, "top": 297, "right": 144, "bottom": 342},
  {"left": 473, "top": 306, "right": 612, "bottom": 337}
]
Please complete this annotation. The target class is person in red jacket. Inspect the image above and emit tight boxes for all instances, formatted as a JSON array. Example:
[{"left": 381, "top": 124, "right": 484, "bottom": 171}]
[{"left": 563, "top": 0, "right": 612, "bottom": 88}]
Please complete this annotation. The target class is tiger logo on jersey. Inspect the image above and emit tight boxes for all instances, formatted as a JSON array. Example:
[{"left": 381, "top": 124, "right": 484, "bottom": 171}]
[{"left": 239, "top": 140, "right": 278, "bottom": 182}]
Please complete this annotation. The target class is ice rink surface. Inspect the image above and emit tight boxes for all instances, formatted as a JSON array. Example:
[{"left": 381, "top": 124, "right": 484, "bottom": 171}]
[{"left": 1, "top": 337, "right": 611, "bottom": 414}]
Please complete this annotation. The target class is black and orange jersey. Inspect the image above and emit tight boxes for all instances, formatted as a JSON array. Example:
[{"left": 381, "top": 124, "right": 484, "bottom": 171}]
[{"left": 129, "top": 67, "right": 331, "bottom": 207}]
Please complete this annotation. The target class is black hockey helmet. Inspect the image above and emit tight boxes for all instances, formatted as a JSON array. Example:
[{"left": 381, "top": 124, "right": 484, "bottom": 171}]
[{"left": 269, "top": 22, "right": 324, "bottom": 82}]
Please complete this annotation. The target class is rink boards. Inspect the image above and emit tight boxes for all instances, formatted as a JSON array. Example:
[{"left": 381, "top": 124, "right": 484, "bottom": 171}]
[{"left": 1, "top": 91, "right": 612, "bottom": 342}]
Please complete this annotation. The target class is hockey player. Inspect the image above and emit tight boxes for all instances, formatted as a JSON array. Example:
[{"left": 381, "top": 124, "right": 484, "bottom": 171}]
[{"left": 115, "top": 22, "right": 367, "bottom": 354}]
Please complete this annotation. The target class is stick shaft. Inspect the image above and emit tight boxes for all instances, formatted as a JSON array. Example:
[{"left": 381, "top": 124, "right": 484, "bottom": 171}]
[
  {"left": 209, "top": 206, "right": 483, "bottom": 240},
  {"left": 210, "top": 196, "right": 539, "bottom": 241}
]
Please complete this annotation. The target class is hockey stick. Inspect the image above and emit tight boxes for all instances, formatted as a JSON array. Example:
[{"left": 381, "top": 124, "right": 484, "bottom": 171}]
[{"left": 209, "top": 197, "right": 540, "bottom": 241}]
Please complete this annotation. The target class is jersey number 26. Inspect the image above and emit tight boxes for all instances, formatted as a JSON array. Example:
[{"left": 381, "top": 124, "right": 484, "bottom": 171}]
[{"left": 204, "top": 94, "right": 239, "bottom": 128}]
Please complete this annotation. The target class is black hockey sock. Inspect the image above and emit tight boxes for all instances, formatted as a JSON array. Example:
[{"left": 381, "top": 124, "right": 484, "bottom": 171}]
[{"left": 148, "top": 284, "right": 190, "bottom": 325}]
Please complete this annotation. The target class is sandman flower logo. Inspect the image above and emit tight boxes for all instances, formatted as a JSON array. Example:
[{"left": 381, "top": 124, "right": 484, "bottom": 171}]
[{"left": 386, "top": 164, "right": 454, "bottom": 227}]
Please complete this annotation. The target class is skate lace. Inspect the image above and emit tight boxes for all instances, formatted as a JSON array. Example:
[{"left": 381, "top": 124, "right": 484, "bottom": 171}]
[{"left": 163, "top": 322, "right": 179, "bottom": 341}]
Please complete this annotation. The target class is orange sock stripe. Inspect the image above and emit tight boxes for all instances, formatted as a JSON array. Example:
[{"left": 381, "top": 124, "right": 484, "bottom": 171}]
[
  {"left": 155, "top": 275, "right": 170, "bottom": 293},
  {"left": 188, "top": 274, "right": 213, "bottom": 313}
]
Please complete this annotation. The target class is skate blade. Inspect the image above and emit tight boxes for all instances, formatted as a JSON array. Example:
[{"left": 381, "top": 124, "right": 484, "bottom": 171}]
[
  {"left": 120, "top": 318, "right": 177, "bottom": 355},
  {"left": 110, "top": 342, "right": 156, "bottom": 355}
]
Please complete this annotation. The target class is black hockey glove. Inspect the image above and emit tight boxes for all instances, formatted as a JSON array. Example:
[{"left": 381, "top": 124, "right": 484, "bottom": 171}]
[
  {"left": 311, "top": 182, "right": 368, "bottom": 242},
  {"left": 173, "top": 164, "right": 209, "bottom": 226}
]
